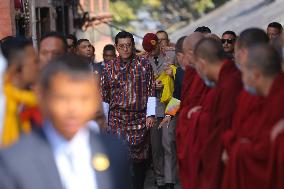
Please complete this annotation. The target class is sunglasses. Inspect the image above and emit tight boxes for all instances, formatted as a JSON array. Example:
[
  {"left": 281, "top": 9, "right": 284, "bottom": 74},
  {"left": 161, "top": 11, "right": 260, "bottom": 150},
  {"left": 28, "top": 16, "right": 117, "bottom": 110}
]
[{"left": 222, "top": 39, "right": 235, "bottom": 44}]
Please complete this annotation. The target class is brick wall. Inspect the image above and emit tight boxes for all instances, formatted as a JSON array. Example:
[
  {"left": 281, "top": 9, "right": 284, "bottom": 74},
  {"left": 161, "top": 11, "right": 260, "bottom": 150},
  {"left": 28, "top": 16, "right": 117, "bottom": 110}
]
[{"left": 0, "top": 0, "right": 16, "bottom": 40}]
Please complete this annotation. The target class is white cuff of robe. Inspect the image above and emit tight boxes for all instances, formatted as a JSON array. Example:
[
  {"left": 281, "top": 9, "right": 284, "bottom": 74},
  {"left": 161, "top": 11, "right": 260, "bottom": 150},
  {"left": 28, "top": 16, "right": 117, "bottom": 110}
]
[
  {"left": 146, "top": 97, "right": 156, "bottom": 117},
  {"left": 103, "top": 102, "right": 109, "bottom": 119}
]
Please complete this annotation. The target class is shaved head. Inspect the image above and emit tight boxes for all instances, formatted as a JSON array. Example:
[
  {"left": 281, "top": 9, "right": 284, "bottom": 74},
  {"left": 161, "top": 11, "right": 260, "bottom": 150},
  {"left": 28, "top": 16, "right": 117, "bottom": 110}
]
[
  {"left": 247, "top": 44, "right": 281, "bottom": 77},
  {"left": 183, "top": 32, "right": 204, "bottom": 52},
  {"left": 181, "top": 32, "right": 204, "bottom": 67},
  {"left": 194, "top": 38, "right": 226, "bottom": 63},
  {"left": 238, "top": 28, "right": 269, "bottom": 49},
  {"left": 205, "top": 33, "right": 221, "bottom": 42}
]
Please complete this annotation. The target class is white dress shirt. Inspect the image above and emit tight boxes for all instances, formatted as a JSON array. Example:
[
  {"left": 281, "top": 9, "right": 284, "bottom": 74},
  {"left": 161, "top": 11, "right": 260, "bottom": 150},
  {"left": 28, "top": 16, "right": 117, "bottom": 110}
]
[
  {"left": 0, "top": 50, "right": 6, "bottom": 144},
  {"left": 44, "top": 123, "right": 98, "bottom": 189}
]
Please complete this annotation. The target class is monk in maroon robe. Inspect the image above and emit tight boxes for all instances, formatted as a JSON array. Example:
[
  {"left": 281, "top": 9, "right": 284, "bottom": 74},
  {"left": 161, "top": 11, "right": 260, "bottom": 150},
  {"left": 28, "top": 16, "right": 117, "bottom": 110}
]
[
  {"left": 191, "top": 38, "right": 243, "bottom": 189},
  {"left": 222, "top": 29, "right": 269, "bottom": 155},
  {"left": 268, "top": 123, "right": 284, "bottom": 189},
  {"left": 222, "top": 44, "right": 284, "bottom": 189},
  {"left": 175, "top": 32, "right": 206, "bottom": 188}
]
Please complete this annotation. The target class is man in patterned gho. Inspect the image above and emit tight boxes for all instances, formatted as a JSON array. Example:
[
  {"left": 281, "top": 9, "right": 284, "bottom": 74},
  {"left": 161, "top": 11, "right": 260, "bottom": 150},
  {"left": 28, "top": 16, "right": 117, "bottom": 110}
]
[
  {"left": 142, "top": 33, "right": 176, "bottom": 189},
  {"left": 101, "top": 31, "right": 156, "bottom": 189}
]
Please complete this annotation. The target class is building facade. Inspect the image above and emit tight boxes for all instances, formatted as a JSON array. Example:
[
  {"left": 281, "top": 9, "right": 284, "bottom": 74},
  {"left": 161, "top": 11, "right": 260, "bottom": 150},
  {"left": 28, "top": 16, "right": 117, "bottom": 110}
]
[{"left": 0, "top": 0, "right": 113, "bottom": 61}]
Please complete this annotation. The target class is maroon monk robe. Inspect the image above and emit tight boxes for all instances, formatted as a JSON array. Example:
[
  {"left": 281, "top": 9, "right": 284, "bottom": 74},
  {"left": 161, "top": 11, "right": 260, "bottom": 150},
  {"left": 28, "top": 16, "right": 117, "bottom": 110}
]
[
  {"left": 267, "top": 133, "right": 284, "bottom": 189},
  {"left": 184, "top": 87, "right": 216, "bottom": 189},
  {"left": 222, "top": 91, "right": 264, "bottom": 154},
  {"left": 222, "top": 73, "right": 284, "bottom": 189},
  {"left": 176, "top": 66, "right": 196, "bottom": 184},
  {"left": 197, "top": 59, "right": 243, "bottom": 189},
  {"left": 176, "top": 66, "right": 196, "bottom": 161},
  {"left": 176, "top": 66, "right": 195, "bottom": 156},
  {"left": 180, "top": 66, "right": 196, "bottom": 106},
  {"left": 176, "top": 67, "right": 209, "bottom": 189}
]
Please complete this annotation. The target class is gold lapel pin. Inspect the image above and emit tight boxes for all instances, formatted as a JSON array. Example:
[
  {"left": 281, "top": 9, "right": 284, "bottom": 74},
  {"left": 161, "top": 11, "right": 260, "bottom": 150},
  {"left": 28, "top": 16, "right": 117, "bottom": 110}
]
[{"left": 92, "top": 153, "right": 110, "bottom": 172}]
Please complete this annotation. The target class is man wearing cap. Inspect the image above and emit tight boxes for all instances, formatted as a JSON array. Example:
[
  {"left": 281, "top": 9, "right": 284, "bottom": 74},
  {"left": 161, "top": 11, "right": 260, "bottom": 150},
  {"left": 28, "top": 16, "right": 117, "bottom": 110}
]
[{"left": 142, "top": 33, "right": 176, "bottom": 189}]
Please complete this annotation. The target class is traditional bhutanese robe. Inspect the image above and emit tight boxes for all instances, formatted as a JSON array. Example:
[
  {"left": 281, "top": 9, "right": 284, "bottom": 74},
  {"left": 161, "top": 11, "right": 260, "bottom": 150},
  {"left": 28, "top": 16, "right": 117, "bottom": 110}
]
[{"left": 101, "top": 55, "right": 156, "bottom": 162}]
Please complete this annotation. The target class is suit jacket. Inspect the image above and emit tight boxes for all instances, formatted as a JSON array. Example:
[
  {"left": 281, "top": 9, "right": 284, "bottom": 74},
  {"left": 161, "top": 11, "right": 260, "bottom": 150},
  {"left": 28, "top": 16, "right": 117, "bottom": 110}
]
[
  {"left": 148, "top": 50, "right": 176, "bottom": 118},
  {"left": 0, "top": 128, "right": 131, "bottom": 189},
  {"left": 90, "top": 62, "right": 104, "bottom": 76}
]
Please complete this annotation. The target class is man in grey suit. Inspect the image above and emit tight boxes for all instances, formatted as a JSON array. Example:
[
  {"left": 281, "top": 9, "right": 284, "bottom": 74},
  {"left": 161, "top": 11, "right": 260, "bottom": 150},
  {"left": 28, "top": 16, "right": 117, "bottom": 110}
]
[
  {"left": 0, "top": 54, "right": 131, "bottom": 189},
  {"left": 142, "top": 33, "right": 175, "bottom": 189}
]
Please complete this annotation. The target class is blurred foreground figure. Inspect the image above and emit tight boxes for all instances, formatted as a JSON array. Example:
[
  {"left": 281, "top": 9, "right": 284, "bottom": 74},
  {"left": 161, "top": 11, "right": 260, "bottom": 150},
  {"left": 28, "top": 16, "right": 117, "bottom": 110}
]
[
  {"left": 1, "top": 37, "right": 38, "bottom": 147},
  {"left": 221, "top": 28, "right": 269, "bottom": 189},
  {"left": 0, "top": 54, "right": 131, "bottom": 189},
  {"left": 222, "top": 44, "right": 284, "bottom": 189}
]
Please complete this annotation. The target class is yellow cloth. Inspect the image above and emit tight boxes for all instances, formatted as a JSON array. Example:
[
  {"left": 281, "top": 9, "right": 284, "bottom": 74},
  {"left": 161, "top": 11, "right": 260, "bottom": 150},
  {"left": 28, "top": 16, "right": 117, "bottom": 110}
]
[
  {"left": 165, "top": 97, "right": 181, "bottom": 116},
  {"left": 1, "top": 82, "right": 37, "bottom": 147},
  {"left": 157, "top": 65, "right": 177, "bottom": 104}
]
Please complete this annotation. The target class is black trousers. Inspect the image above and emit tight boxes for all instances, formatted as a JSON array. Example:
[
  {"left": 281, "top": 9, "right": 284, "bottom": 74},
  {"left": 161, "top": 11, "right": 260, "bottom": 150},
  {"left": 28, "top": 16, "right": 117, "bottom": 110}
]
[{"left": 132, "top": 161, "right": 148, "bottom": 189}]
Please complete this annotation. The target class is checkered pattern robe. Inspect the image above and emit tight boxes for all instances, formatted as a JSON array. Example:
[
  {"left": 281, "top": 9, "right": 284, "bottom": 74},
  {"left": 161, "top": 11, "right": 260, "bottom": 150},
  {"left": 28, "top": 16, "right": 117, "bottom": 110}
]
[{"left": 101, "top": 55, "right": 155, "bottom": 162}]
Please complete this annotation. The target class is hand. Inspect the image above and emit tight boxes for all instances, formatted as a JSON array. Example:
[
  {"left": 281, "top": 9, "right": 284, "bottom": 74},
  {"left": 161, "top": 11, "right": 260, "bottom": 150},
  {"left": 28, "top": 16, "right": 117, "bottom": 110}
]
[
  {"left": 158, "top": 116, "right": 171, "bottom": 129},
  {"left": 222, "top": 150, "right": 229, "bottom": 164},
  {"left": 146, "top": 116, "right": 156, "bottom": 129},
  {"left": 271, "top": 119, "right": 284, "bottom": 142},
  {"left": 165, "top": 66, "right": 174, "bottom": 77},
  {"left": 187, "top": 106, "right": 202, "bottom": 119},
  {"left": 155, "top": 80, "right": 164, "bottom": 90}
]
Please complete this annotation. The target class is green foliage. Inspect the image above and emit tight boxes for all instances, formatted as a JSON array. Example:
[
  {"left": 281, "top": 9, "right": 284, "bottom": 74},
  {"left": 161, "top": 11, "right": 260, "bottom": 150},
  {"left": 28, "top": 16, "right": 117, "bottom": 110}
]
[
  {"left": 110, "top": 1, "right": 137, "bottom": 25},
  {"left": 142, "top": 0, "right": 161, "bottom": 8},
  {"left": 194, "top": 0, "right": 215, "bottom": 14}
]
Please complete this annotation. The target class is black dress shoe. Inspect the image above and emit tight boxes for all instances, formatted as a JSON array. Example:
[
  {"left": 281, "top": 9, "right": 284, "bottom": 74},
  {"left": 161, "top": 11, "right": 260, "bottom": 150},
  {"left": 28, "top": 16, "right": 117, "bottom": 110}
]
[
  {"left": 157, "top": 185, "right": 166, "bottom": 189},
  {"left": 165, "top": 183, "right": 174, "bottom": 189}
]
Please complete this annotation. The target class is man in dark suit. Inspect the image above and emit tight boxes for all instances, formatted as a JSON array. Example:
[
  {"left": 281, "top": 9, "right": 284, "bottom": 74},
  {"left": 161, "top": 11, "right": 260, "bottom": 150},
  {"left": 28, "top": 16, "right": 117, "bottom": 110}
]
[
  {"left": 0, "top": 54, "right": 131, "bottom": 189},
  {"left": 92, "top": 44, "right": 116, "bottom": 76}
]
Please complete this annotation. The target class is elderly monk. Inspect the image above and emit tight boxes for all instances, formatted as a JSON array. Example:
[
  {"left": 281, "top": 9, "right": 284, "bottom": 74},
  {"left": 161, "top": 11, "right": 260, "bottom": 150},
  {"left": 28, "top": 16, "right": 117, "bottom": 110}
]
[
  {"left": 175, "top": 32, "right": 207, "bottom": 189},
  {"left": 222, "top": 44, "right": 284, "bottom": 189}
]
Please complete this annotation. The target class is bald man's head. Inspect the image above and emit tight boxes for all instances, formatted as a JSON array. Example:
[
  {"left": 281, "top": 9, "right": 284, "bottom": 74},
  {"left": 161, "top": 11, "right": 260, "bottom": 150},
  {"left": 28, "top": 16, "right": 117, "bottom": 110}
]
[
  {"left": 194, "top": 38, "right": 227, "bottom": 87},
  {"left": 183, "top": 32, "right": 204, "bottom": 52},
  {"left": 182, "top": 32, "right": 204, "bottom": 67},
  {"left": 205, "top": 33, "right": 221, "bottom": 42},
  {"left": 246, "top": 44, "right": 281, "bottom": 77},
  {"left": 194, "top": 38, "right": 226, "bottom": 64},
  {"left": 242, "top": 44, "right": 282, "bottom": 96}
]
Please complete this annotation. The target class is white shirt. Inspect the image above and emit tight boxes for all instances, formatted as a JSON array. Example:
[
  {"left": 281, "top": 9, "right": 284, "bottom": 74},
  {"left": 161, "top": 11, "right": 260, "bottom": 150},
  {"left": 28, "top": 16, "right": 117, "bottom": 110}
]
[
  {"left": 44, "top": 123, "right": 98, "bottom": 189},
  {"left": 0, "top": 50, "right": 6, "bottom": 144},
  {"left": 88, "top": 121, "right": 100, "bottom": 133}
]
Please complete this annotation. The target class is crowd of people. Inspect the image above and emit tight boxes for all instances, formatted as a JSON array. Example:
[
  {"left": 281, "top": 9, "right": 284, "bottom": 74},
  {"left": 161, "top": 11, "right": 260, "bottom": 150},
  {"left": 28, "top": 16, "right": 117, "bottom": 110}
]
[{"left": 0, "top": 20, "right": 283, "bottom": 189}]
